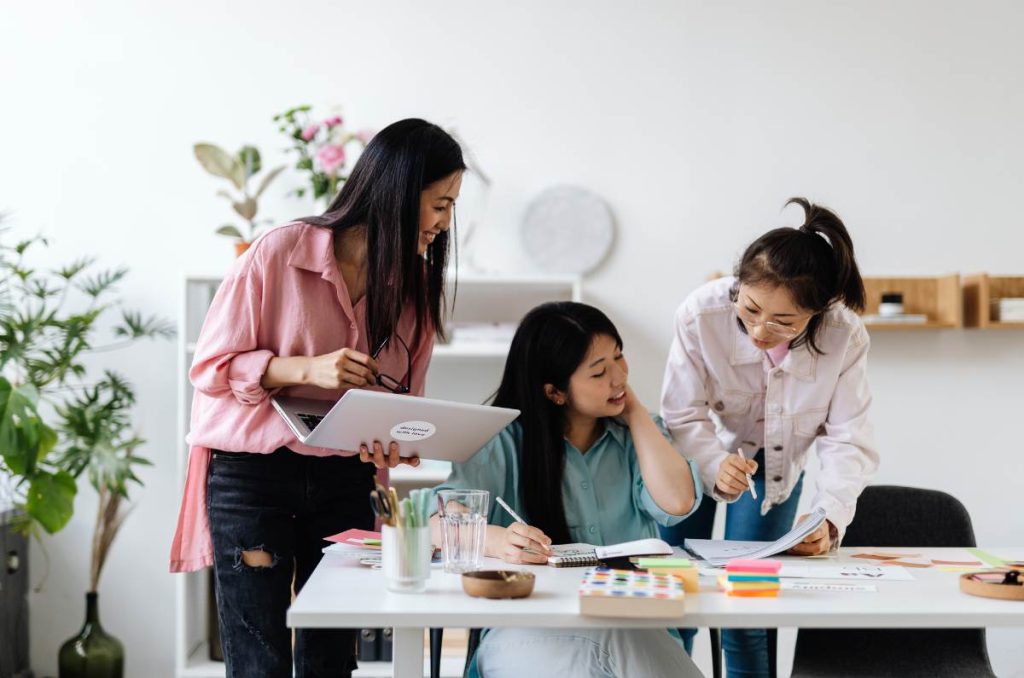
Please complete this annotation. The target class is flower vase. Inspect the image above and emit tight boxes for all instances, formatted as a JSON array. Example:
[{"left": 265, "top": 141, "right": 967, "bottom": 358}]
[
  {"left": 234, "top": 241, "right": 251, "bottom": 257},
  {"left": 58, "top": 592, "right": 124, "bottom": 678}
]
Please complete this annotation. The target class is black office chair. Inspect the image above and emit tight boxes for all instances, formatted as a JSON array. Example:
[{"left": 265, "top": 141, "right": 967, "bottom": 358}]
[{"left": 788, "top": 485, "right": 997, "bottom": 678}]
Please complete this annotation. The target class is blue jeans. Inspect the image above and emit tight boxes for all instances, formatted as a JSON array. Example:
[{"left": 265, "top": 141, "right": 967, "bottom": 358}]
[
  {"left": 659, "top": 449, "right": 805, "bottom": 678},
  {"left": 207, "top": 447, "right": 376, "bottom": 678}
]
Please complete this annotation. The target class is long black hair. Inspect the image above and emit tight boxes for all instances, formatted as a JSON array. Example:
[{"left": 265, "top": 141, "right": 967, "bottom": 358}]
[
  {"left": 490, "top": 302, "right": 623, "bottom": 545},
  {"left": 732, "top": 197, "right": 865, "bottom": 354},
  {"left": 302, "top": 118, "right": 465, "bottom": 351}
]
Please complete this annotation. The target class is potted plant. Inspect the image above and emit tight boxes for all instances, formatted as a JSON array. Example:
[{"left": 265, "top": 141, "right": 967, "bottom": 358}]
[
  {"left": 193, "top": 143, "right": 284, "bottom": 256},
  {"left": 0, "top": 216, "right": 173, "bottom": 677},
  {"left": 273, "top": 105, "right": 372, "bottom": 208}
]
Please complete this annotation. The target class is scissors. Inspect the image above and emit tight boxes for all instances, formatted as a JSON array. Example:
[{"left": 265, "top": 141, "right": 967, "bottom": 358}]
[{"left": 370, "top": 484, "right": 395, "bottom": 526}]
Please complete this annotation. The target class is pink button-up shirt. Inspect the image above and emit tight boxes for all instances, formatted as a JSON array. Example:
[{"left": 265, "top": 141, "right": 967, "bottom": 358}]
[
  {"left": 170, "top": 222, "right": 434, "bottom": 572},
  {"left": 660, "top": 277, "right": 878, "bottom": 540}
]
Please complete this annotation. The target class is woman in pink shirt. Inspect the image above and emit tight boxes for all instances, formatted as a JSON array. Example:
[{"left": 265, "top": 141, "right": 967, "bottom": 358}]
[
  {"left": 170, "top": 118, "right": 465, "bottom": 678},
  {"left": 660, "top": 198, "right": 879, "bottom": 678}
]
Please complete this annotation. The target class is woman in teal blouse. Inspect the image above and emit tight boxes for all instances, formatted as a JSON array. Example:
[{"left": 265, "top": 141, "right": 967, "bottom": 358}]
[{"left": 431, "top": 302, "right": 704, "bottom": 678}]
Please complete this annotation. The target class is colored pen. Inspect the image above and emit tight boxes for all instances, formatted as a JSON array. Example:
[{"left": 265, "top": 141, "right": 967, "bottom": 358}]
[{"left": 737, "top": 448, "right": 758, "bottom": 500}]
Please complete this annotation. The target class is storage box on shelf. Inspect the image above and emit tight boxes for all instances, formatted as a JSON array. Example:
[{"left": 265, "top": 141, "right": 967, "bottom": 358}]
[
  {"left": 176, "top": 273, "right": 580, "bottom": 678},
  {"left": 963, "top": 274, "right": 1024, "bottom": 329},
  {"left": 860, "top": 275, "right": 962, "bottom": 329}
]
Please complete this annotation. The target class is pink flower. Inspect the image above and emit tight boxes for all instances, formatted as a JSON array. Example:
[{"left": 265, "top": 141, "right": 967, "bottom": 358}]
[
  {"left": 355, "top": 128, "right": 376, "bottom": 144},
  {"left": 316, "top": 144, "right": 347, "bottom": 175},
  {"left": 324, "top": 115, "right": 343, "bottom": 128},
  {"left": 300, "top": 124, "right": 320, "bottom": 141}
]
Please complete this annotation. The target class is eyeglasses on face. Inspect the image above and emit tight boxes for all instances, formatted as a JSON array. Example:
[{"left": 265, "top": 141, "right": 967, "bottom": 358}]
[{"left": 734, "top": 304, "right": 805, "bottom": 339}]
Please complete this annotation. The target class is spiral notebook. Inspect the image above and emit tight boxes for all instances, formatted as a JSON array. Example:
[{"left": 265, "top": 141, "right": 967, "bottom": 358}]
[{"left": 546, "top": 538, "right": 674, "bottom": 567}]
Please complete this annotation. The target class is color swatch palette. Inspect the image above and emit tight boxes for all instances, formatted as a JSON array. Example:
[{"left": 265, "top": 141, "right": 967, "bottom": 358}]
[
  {"left": 719, "top": 559, "right": 782, "bottom": 598},
  {"left": 579, "top": 567, "right": 686, "bottom": 618}
]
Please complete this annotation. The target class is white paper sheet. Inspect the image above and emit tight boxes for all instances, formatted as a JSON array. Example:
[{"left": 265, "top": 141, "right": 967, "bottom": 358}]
[
  {"left": 780, "top": 564, "right": 914, "bottom": 581},
  {"left": 783, "top": 581, "right": 878, "bottom": 592}
]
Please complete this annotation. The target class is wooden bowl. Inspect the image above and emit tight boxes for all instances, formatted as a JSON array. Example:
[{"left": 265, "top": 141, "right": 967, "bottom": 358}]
[{"left": 461, "top": 570, "right": 536, "bottom": 599}]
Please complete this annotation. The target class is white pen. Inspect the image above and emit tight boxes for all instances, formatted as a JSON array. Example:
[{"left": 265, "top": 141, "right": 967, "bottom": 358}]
[
  {"left": 737, "top": 448, "right": 758, "bottom": 500},
  {"left": 495, "top": 496, "right": 526, "bottom": 524}
]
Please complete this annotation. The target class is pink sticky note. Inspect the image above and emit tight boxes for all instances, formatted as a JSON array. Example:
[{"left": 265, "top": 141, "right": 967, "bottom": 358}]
[
  {"left": 325, "top": 528, "right": 381, "bottom": 544},
  {"left": 726, "top": 559, "right": 782, "bottom": 573}
]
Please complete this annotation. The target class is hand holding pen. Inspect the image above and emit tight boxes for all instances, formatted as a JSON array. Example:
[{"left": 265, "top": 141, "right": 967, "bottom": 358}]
[
  {"left": 495, "top": 496, "right": 552, "bottom": 565},
  {"left": 715, "top": 449, "right": 759, "bottom": 499}
]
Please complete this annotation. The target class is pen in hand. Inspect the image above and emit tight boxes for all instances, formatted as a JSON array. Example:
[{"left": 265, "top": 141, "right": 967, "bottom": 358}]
[
  {"left": 737, "top": 448, "right": 758, "bottom": 500},
  {"left": 496, "top": 496, "right": 551, "bottom": 556},
  {"left": 496, "top": 496, "right": 526, "bottom": 524}
]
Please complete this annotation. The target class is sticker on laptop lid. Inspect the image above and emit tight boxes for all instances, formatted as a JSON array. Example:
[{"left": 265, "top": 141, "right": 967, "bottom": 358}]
[{"left": 390, "top": 421, "right": 436, "bottom": 441}]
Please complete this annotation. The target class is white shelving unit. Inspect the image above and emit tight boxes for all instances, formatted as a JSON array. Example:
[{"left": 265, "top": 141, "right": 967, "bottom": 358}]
[{"left": 175, "top": 272, "right": 580, "bottom": 678}]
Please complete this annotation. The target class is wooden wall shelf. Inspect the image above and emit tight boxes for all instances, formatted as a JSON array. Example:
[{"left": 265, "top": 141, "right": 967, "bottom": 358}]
[
  {"left": 860, "top": 275, "right": 962, "bottom": 329},
  {"left": 963, "top": 274, "right": 1024, "bottom": 329}
]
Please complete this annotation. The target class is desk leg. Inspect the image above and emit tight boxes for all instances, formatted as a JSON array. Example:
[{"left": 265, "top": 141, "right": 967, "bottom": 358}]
[{"left": 392, "top": 626, "right": 424, "bottom": 678}]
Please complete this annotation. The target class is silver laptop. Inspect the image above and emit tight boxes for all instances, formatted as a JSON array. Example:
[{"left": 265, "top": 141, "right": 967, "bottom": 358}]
[{"left": 271, "top": 390, "right": 519, "bottom": 463}]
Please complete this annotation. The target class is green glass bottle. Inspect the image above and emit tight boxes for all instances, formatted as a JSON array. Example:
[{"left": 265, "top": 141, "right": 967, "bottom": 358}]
[{"left": 58, "top": 592, "right": 124, "bottom": 678}]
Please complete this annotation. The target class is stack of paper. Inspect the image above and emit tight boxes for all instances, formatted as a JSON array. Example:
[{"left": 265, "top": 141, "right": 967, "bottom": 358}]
[
  {"left": 579, "top": 567, "right": 685, "bottom": 618},
  {"left": 636, "top": 557, "right": 699, "bottom": 593},
  {"left": 995, "top": 298, "right": 1024, "bottom": 322},
  {"left": 322, "top": 528, "right": 383, "bottom": 556},
  {"left": 719, "top": 559, "right": 781, "bottom": 597}
]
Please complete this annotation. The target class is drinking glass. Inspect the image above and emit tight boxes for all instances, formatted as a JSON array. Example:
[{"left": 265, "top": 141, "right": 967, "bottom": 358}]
[{"left": 437, "top": 489, "right": 489, "bottom": 573}]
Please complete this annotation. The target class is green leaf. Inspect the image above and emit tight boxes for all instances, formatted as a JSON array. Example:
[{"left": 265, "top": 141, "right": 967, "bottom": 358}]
[
  {"left": 25, "top": 470, "right": 77, "bottom": 534},
  {"left": 78, "top": 268, "right": 127, "bottom": 298},
  {"left": 0, "top": 379, "right": 54, "bottom": 476},
  {"left": 215, "top": 224, "right": 244, "bottom": 240},
  {"left": 255, "top": 165, "right": 286, "bottom": 199},
  {"left": 236, "top": 146, "right": 262, "bottom": 178},
  {"left": 54, "top": 257, "right": 95, "bottom": 281},
  {"left": 193, "top": 143, "right": 245, "bottom": 190},
  {"left": 232, "top": 198, "right": 258, "bottom": 221},
  {"left": 113, "top": 310, "right": 176, "bottom": 340}
]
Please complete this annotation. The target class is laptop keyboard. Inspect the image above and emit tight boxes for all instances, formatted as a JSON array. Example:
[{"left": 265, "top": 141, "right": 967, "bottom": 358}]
[{"left": 297, "top": 413, "right": 324, "bottom": 431}]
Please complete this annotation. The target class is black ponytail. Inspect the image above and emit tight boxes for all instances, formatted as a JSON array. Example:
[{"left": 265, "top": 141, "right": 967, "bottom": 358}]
[{"left": 732, "top": 197, "right": 866, "bottom": 354}]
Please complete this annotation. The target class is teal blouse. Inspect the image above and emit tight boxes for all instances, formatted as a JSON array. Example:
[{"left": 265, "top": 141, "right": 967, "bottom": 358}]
[{"left": 432, "top": 416, "right": 703, "bottom": 545}]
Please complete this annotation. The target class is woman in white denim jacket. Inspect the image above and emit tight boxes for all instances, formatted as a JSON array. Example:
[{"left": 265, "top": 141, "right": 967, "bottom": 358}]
[{"left": 660, "top": 198, "right": 879, "bottom": 678}]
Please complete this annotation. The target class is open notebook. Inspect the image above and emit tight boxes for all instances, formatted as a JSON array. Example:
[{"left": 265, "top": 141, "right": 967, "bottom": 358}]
[
  {"left": 544, "top": 537, "right": 674, "bottom": 567},
  {"left": 684, "top": 507, "right": 828, "bottom": 567}
]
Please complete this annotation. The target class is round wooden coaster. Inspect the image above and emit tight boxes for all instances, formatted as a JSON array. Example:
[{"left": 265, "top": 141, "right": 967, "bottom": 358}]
[{"left": 960, "top": 571, "right": 1024, "bottom": 601}]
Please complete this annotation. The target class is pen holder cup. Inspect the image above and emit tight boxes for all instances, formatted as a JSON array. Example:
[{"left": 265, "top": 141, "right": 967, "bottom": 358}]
[{"left": 382, "top": 525, "right": 433, "bottom": 593}]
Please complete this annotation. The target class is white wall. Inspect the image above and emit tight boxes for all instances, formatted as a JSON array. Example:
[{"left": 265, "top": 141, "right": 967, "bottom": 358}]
[{"left": 2, "top": 1, "right": 1022, "bottom": 676}]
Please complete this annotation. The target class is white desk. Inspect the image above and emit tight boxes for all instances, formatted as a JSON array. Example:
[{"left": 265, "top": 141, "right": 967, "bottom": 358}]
[{"left": 288, "top": 547, "right": 1024, "bottom": 678}]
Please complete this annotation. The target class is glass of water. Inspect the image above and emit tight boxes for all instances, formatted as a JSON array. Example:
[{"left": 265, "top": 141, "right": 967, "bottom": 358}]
[{"left": 437, "top": 489, "right": 489, "bottom": 573}]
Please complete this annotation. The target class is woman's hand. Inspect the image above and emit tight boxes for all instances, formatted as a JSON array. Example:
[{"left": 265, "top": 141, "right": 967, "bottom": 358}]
[
  {"left": 620, "top": 385, "right": 646, "bottom": 423},
  {"left": 305, "top": 347, "right": 379, "bottom": 390},
  {"left": 787, "top": 515, "right": 835, "bottom": 556},
  {"left": 359, "top": 440, "right": 421, "bottom": 469},
  {"left": 498, "top": 523, "right": 552, "bottom": 565},
  {"left": 716, "top": 453, "right": 758, "bottom": 496}
]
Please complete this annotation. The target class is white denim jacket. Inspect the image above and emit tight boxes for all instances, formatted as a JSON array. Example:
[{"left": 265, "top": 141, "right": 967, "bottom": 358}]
[{"left": 660, "top": 277, "right": 879, "bottom": 540}]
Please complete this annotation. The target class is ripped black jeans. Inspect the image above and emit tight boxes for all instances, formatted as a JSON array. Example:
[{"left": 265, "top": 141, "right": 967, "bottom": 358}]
[{"left": 208, "top": 447, "right": 375, "bottom": 678}]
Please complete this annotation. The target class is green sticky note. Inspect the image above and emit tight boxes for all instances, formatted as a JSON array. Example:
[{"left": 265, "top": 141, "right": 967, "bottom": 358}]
[
  {"left": 637, "top": 557, "right": 692, "bottom": 568},
  {"left": 967, "top": 548, "right": 1005, "bottom": 568},
  {"left": 362, "top": 538, "right": 382, "bottom": 546}
]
